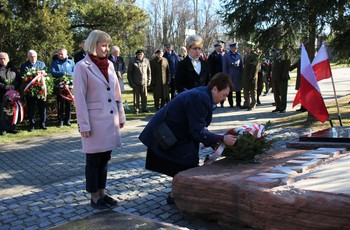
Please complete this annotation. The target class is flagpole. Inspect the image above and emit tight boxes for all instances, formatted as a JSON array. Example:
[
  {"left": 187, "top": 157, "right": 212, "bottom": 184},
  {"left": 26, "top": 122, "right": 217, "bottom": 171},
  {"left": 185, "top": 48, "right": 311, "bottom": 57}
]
[
  {"left": 324, "top": 42, "right": 343, "bottom": 126},
  {"left": 330, "top": 75, "right": 343, "bottom": 126}
]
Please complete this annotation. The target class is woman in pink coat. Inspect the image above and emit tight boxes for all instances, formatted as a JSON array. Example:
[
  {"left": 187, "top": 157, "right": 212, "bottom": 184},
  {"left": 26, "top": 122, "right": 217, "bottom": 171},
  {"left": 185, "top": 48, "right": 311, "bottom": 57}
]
[{"left": 73, "top": 30, "right": 126, "bottom": 210}]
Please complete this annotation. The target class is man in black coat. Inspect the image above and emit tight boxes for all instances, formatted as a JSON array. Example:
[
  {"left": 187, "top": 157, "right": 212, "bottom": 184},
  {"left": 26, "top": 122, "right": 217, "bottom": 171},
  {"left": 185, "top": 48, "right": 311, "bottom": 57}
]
[{"left": 208, "top": 43, "right": 223, "bottom": 77}]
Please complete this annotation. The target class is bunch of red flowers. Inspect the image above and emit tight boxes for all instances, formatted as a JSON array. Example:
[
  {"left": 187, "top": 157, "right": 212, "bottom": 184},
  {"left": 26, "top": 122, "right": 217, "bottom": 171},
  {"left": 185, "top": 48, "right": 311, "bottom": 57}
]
[{"left": 22, "top": 68, "right": 53, "bottom": 100}]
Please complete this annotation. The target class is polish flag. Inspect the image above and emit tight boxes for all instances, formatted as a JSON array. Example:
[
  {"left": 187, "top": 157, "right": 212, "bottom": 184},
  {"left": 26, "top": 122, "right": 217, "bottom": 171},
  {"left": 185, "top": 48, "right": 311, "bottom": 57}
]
[
  {"left": 312, "top": 43, "right": 332, "bottom": 81},
  {"left": 293, "top": 44, "right": 329, "bottom": 123}
]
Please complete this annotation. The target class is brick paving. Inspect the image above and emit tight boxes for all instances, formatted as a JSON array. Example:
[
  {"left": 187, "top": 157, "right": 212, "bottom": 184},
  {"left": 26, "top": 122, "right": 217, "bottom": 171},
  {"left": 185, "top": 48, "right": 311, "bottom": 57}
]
[{"left": 0, "top": 68, "right": 349, "bottom": 229}]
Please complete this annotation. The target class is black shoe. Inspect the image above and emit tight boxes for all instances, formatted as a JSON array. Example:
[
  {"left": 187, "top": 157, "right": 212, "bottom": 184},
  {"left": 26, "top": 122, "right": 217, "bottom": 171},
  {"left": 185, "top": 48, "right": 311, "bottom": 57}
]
[
  {"left": 166, "top": 194, "right": 175, "bottom": 205},
  {"left": 220, "top": 104, "right": 224, "bottom": 108},
  {"left": 279, "top": 110, "right": 286, "bottom": 113},
  {"left": 272, "top": 109, "right": 279, "bottom": 113},
  {"left": 240, "top": 106, "right": 248, "bottom": 109},
  {"left": 142, "top": 109, "right": 150, "bottom": 113},
  {"left": 28, "top": 126, "right": 35, "bottom": 132},
  {"left": 296, "top": 108, "right": 307, "bottom": 112},
  {"left": 133, "top": 110, "right": 139, "bottom": 114},
  {"left": 64, "top": 122, "right": 72, "bottom": 126},
  {"left": 40, "top": 125, "right": 47, "bottom": 130},
  {"left": 90, "top": 198, "right": 110, "bottom": 210},
  {"left": 247, "top": 107, "right": 253, "bottom": 111},
  {"left": 103, "top": 195, "right": 118, "bottom": 206},
  {"left": 7, "top": 129, "right": 19, "bottom": 134},
  {"left": 256, "top": 100, "right": 261, "bottom": 105},
  {"left": 0, "top": 130, "right": 6, "bottom": 135}
]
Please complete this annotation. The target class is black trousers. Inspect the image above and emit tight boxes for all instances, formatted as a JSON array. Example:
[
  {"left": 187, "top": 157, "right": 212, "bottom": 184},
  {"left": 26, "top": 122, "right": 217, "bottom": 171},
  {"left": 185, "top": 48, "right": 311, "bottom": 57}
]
[
  {"left": 227, "top": 91, "right": 241, "bottom": 107},
  {"left": 26, "top": 96, "right": 46, "bottom": 127},
  {"left": 85, "top": 151, "right": 111, "bottom": 193},
  {"left": 56, "top": 95, "right": 71, "bottom": 123}
]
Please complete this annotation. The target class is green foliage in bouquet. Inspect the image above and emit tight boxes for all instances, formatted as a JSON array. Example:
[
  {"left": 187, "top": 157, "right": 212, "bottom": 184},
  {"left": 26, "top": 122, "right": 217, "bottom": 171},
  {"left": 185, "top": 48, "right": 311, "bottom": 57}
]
[
  {"left": 22, "top": 68, "right": 54, "bottom": 100},
  {"left": 221, "top": 121, "right": 274, "bottom": 161}
]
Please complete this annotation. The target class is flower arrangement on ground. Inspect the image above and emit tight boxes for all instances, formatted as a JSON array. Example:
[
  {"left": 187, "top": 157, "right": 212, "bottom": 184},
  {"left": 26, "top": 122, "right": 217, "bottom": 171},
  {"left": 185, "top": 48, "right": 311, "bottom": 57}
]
[
  {"left": 205, "top": 121, "right": 273, "bottom": 164},
  {"left": 2, "top": 90, "right": 24, "bottom": 124},
  {"left": 57, "top": 75, "right": 74, "bottom": 102},
  {"left": 22, "top": 68, "right": 54, "bottom": 101}
]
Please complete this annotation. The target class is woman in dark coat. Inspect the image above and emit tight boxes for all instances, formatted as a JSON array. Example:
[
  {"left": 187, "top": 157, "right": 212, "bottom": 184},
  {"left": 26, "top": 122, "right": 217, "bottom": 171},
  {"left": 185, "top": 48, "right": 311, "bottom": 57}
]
[
  {"left": 174, "top": 34, "right": 210, "bottom": 94},
  {"left": 139, "top": 73, "right": 236, "bottom": 204}
]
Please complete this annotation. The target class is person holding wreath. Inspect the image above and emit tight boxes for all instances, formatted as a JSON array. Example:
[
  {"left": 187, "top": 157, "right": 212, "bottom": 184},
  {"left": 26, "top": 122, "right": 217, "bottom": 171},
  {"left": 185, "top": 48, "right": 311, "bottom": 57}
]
[
  {"left": 50, "top": 48, "right": 75, "bottom": 127},
  {"left": 139, "top": 73, "right": 237, "bottom": 204}
]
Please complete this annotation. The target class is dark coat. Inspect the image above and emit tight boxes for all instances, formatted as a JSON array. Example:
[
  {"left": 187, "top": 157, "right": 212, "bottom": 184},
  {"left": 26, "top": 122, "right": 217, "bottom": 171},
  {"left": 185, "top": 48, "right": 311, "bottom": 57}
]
[
  {"left": 174, "top": 56, "right": 210, "bottom": 93},
  {"left": 163, "top": 50, "right": 180, "bottom": 76},
  {"left": 272, "top": 60, "right": 290, "bottom": 82},
  {"left": 150, "top": 57, "right": 170, "bottom": 100},
  {"left": 139, "top": 86, "right": 219, "bottom": 167},
  {"left": 108, "top": 54, "right": 127, "bottom": 91},
  {"left": 0, "top": 65, "right": 20, "bottom": 99},
  {"left": 222, "top": 51, "right": 243, "bottom": 92},
  {"left": 74, "top": 50, "right": 86, "bottom": 64},
  {"left": 127, "top": 57, "right": 151, "bottom": 87},
  {"left": 207, "top": 51, "right": 223, "bottom": 77}
]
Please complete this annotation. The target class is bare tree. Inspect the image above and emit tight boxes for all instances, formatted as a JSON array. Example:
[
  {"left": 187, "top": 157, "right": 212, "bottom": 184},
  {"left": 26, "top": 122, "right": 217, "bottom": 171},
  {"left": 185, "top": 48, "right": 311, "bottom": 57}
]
[{"left": 144, "top": 0, "right": 223, "bottom": 54}]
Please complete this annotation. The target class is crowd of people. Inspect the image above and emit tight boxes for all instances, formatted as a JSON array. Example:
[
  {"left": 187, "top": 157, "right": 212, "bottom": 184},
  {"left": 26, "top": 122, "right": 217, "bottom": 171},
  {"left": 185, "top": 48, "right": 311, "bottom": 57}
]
[
  {"left": 1, "top": 32, "right": 307, "bottom": 136},
  {"left": 1, "top": 30, "right": 308, "bottom": 208},
  {"left": 0, "top": 48, "right": 78, "bottom": 135}
]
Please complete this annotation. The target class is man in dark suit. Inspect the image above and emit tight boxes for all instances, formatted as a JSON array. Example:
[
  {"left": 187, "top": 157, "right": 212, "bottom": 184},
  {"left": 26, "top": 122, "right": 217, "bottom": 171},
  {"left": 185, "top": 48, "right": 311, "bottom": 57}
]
[
  {"left": 108, "top": 46, "right": 126, "bottom": 91},
  {"left": 175, "top": 35, "right": 210, "bottom": 94},
  {"left": 208, "top": 43, "right": 223, "bottom": 78}
]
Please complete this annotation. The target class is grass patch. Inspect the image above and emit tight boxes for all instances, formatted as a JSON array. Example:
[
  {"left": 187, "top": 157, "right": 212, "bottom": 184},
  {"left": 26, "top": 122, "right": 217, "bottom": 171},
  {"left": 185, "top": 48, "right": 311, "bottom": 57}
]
[
  {"left": 0, "top": 88, "right": 157, "bottom": 143},
  {"left": 271, "top": 94, "right": 350, "bottom": 131}
]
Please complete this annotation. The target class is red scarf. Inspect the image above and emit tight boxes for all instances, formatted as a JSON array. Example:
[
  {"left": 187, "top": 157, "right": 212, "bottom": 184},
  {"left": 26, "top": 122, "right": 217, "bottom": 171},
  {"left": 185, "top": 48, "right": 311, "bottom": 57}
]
[{"left": 89, "top": 54, "right": 109, "bottom": 82}]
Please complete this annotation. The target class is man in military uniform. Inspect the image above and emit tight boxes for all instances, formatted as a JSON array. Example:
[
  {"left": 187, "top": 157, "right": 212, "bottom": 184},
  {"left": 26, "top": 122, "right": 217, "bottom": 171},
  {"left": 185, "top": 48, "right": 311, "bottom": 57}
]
[
  {"left": 271, "top": 44, "right": 291, "bottom": 113},
  {"left": 222, "top": 43, "right": 243, "bottom": 108},
  {"left": 242, "top": 42, "right": 259, "bottom": 111}
]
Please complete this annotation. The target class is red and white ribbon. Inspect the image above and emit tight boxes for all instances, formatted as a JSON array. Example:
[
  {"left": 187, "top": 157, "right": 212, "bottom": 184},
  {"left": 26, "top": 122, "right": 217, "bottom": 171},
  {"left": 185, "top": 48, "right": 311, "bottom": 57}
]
[
  {"left": 12, "top": 101, "right": 24, "bottom": 125},
  {"left": 23, "top": 70, "right": 47, "bottom": 100},
  {"left": 59, "top": 83, "right": 74, "bottom": 102}
]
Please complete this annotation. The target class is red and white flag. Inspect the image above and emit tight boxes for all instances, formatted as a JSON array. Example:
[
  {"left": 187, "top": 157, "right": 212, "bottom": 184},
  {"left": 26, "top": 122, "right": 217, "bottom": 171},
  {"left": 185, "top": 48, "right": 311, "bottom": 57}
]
[
  {"left": 293, "top": 44, "right": 329, "bottom": 123},
  {"left": 312, "top": 43, "right": 332, "bottom": 81}
]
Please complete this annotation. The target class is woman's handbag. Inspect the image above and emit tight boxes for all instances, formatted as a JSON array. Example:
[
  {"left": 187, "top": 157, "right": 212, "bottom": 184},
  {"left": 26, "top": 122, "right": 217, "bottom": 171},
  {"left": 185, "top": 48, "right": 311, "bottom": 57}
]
[
  {"left": 154, "top": 122, "right": 178, "bottom": 150},
  {"left": 153, "top": 106, "right": 178, "bottom": 149}
]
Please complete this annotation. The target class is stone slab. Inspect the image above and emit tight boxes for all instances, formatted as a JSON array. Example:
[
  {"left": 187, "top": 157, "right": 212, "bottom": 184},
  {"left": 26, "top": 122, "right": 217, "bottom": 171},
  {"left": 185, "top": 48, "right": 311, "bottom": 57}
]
[
  {"left": 51, "top": 209, "right": 181, "bottom": 230},
  {"left": 172, "top": 149, "right": 350, "bottom": 230},
  {"left": 299, "top": 126, "right": 350, "bottom": 142},
  {"left": 292, "top": 154, "right": 350, "bottom": 195},
  {"left": 286, "top": 140, "right": 350, "bottom": 150},
  {"left": 270, "top": 166, "right": 299, "bottom": 177}
]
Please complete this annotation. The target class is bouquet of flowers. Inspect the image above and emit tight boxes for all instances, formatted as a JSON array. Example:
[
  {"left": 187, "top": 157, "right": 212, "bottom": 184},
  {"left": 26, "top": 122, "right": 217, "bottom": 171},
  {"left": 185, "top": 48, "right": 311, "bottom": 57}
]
[
  {"left": 2, "top": 90, "right": 24, "bottom": 124},
  {"left": 57, "top": 75, "right": 74, "bottom": 102},
  {"left": 205, "top": 121, "right": 273, "bottom": 164},
  {"left": 22, "top": 68, "right": 54, "bottom": 101}
]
